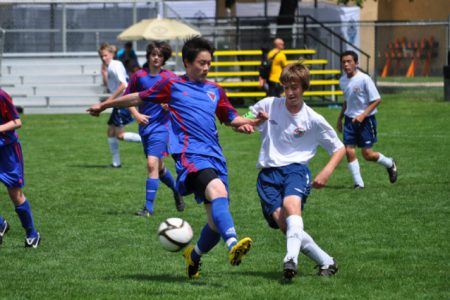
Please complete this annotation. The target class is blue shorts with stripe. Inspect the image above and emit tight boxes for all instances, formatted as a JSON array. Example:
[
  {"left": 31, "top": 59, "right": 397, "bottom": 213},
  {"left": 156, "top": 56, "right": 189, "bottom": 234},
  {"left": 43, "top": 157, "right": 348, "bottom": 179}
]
[
  {"left": 257, "top": 163, "right": 311, "bottom": 229},
  {"left": 172, "top": 153, "right": 228, "bottom": 204},
  {"left": 107, "top": 107, "right": 134, "bottom": 127},
  {"left": 343, "top": 115, "right": 377, "bottom": 148},
  {"left": 141, "top": 131, "right": 169, "bottom": 158},
  {"left": 0, "top": 142, "right": 25, "bottom": 188}
]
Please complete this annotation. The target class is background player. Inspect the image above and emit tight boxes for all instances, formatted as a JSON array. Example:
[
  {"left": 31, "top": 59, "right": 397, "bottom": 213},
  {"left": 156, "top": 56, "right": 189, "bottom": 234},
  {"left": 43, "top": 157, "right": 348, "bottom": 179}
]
[
  {"left": 88, "top": 36, "right": 266, "bottom": 279},
  {"left": 337, "top": 50, "right": 397, "bottom": 189},
  {"left": 0, "top": 88, "right": 40, "bottom": 248},
  {"left": 242, "top": 63, "right": 345, "bottom": 280},
  {"left": 97, "top": 43, "right": 141, "bottom": 168},
  {"left": 124, "top": 41, "right": 185, "bottom": 216}
]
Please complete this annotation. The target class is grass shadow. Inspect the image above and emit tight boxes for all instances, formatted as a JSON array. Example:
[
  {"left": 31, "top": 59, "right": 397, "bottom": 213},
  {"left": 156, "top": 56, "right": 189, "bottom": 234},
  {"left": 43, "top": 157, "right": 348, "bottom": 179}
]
[
  {"left": 69, "top": 164, "right": 113, "bottom": 169},
  {"left": 119, "top": 274, "right": 223, "bottom": 287}
]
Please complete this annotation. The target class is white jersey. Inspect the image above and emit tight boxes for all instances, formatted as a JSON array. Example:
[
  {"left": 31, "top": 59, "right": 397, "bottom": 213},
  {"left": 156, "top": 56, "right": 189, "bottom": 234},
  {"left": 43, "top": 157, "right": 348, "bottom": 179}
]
[
  {"left": 107, "top": 60, "right": 128, "bottom": 93},
  {"left": 249, "top": 97, "right": 344, "bottom": 169},
  {"left": 339, "top": 70, "right": 380, "bottom": 118}
]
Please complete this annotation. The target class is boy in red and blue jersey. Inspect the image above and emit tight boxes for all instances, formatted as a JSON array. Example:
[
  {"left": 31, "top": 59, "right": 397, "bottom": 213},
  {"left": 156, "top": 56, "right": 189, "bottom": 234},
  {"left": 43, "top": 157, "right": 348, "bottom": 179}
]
[
  {"left": 88, "top": 36, "right": 266, "bottom": 278},
  {"left": 124, "top": 41, "right": 184, "bottom": 216},
  {"left": 0, "top": 88, "right": 40, "bottom": 248}
]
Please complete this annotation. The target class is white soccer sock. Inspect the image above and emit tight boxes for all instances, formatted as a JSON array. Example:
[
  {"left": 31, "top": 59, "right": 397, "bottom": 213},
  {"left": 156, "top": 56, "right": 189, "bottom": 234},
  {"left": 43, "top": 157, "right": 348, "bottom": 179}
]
[
  {"left": 284, "top": 215, "right": 304, "bottom": 265},
  {"left": 123, "top": 132, "right": 142, "bottom": 143},
  {"left": 376, "top": 153, "right": 393, "bottom": 168},
  {"left": 108, "top": 137, "right": 121, "bottom": 166},
  {"left": 348, "top": 160, "right": 364, "bottom": 187},
  {"left": 300, "top": 230, "right": 334, "bottom": 266}
]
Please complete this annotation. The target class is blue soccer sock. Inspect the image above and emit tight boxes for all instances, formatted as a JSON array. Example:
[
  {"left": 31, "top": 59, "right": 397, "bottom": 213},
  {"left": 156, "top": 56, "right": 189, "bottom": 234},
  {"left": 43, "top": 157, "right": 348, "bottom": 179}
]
[
  {"left": 159, "top": 168, "right": 176, "bottom": 191},
  {"left": 211, "top": 197, "right": 237, "bottom": 250},
  {"left": 15, "top": 199, "right": 38, "bottom": 238},
  {"left": 191, "top": 223, "right": 221, "bottom": 262},
  {"left": 0, "top": 215, "right": 4, "bottom": 225},
  {"left": 145, "top": 178, "right": 160, "bottom": 214}
]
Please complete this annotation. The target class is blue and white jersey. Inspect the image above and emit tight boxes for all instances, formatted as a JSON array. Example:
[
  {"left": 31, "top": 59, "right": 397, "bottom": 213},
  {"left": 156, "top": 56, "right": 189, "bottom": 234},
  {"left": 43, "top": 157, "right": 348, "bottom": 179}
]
[
  {"left": 0, "top": 88, "right": 20, "bottom": 147},
  {"left": 138, "top": 75, "right": 238, "bottom": 161},
  {"left": 124, "top": 68, "right": 176, "bottom": 137},
  {"left": 339, "top": 70, "right": 380, "bottom": 118}
]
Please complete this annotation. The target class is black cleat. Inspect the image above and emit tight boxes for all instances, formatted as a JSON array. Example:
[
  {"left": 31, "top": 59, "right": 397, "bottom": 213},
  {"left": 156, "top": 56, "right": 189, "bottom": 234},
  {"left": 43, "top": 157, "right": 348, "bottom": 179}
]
[
  {"left": 387, "top": 159, "right": 397, "bottom": 183},
  {"left": 110, "top": 164, "right": 122, "bottom": 168},
  {"left": 317, "top": 259, "right": 338, "bottom": 276},
  {"left": 135, "top": 207, "right": 151, "bottom": 217},
  {"left": 354, "top": 184, "right": 364, "bottom": 190},
  {"left": 25, "top": 232, "right": 41, "bottom": 248},
  {"left": 283, "top": 258, "right": 298, "bottom": 280},
  {"left": 174, "top": 192, "right": 185, "bottom": 212},
  {"left": 0, "top": 220, "right": 10, "bottom": 246}
]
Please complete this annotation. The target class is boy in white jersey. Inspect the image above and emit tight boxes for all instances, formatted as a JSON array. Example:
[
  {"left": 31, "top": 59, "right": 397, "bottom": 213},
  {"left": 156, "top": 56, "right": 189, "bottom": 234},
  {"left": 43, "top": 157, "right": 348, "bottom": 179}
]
[
  {"left": 98, "top": 43, "right": 141, "bottom": 168},
  {"left": 337, "top": 51, "right": 397, "bottom": 189},
  {"left": 244, "top": 63, "right": 345, "bottom": 280}
]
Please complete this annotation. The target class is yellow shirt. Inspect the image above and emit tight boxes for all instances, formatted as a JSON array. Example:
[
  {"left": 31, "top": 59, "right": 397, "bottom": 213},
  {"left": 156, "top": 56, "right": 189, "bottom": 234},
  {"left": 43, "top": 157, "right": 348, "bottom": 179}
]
[{"left": 268, "top": 49, "right": 287, "bottom": 83}]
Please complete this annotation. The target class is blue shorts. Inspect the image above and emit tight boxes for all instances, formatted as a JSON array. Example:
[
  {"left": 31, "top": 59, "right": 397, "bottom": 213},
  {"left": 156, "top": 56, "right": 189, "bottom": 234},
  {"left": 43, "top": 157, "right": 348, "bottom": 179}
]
[
  {"left": 343, "top": 115, "right": 377, "bottom": 148},
  {"left": 107, "top": 108, "right": 134, "bottom": 127},
  {"left": 141, "top": 131, "right": 169, "bottom": 158},
  {"left": 0, "top": 142, "right": 25, "bottom": 188},
  {"left": 172, "top": 153, "right": 228, "bottom": 204},
  {"left": 257, "top": 163, "right": 311, "bottom": 229}
]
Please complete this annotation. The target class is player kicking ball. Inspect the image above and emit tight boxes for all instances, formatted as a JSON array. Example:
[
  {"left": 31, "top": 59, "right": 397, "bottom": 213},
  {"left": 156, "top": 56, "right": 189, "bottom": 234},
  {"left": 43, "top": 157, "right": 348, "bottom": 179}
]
[
  {"left": 240, "top": 63, "right": 345, "bottom": 280},
  {"left": 0, "top": 88, "right": 40, "bottom": 248},
  {"left": 88, "top": 36, "right": 265, "bottom": 278}
]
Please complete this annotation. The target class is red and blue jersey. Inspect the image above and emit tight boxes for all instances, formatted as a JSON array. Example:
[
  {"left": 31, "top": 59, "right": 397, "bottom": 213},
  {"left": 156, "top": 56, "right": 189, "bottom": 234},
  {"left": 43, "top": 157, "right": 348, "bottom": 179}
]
[
  {"left": 124, "top": 68, "right": 176, "bottom": 137},
  {"left": 138, "top": 75, "right": 238, "bottom": 160},
  {"left": 0, "top": 88, "right": 20, "bottom": 147}
]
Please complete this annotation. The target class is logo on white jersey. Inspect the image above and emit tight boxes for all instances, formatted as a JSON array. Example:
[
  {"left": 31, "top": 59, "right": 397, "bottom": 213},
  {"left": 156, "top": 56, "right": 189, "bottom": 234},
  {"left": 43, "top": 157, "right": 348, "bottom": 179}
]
[
  {"left": 293, "top": 127, "right": 306, "bottom": 138},
  {"left": 207, "top": 91, "right": 216, "bottom": 102}
]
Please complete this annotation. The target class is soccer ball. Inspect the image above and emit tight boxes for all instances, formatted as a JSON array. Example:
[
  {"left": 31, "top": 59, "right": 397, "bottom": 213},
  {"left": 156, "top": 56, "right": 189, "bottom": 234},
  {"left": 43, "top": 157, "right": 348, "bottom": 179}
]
[{"left": 158, "top": 218, "right": 193, "bottom": 252}]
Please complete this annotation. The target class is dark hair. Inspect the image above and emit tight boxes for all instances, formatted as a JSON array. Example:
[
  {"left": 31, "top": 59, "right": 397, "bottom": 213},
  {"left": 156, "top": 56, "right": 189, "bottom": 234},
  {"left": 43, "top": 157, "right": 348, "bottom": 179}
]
[
  {"left": 182, "top": 36, "right": 214, "bottom": 65},
  {"left": 125, "top": 41, "right": 133, "bottom": 48},
  {"left": 146, "top": 41, "right": 172, "bottom": 65},
  {"left": 280, "top": 63, "right": 310, "bottom": 91},
  {"left": 340, "top": 50, "right": 358, "bottom": 63}
]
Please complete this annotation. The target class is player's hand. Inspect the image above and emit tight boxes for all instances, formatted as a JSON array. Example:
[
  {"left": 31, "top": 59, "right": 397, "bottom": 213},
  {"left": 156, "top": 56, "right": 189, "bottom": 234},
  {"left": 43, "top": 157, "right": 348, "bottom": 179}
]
[
  {"left": 161, "top": 104, "right": 169, "bottom": 111},
  {"left": 135, "top": 113, "right": 150, "bottom": 125},
  {"left": 312, "top": 172, "right": 330, "bottom": 189},
  {"left": 252, "top": 111, "right": 269, "bottom": 126},
  {"left": 352, "top": 113, "right": 366, "bottom": 124},
  {"left": 87, "top": 103, "right": 103, "bottom": 117},
  {"left": 336, "top": 118, "right": 343, "bottom": 132},
  {"left": 235, "top": 124, "right": 255, "bottom": 134}
]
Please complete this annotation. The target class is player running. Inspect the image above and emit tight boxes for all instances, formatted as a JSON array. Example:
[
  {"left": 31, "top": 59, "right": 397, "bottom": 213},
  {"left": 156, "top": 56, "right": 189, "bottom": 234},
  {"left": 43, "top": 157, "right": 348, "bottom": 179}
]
[
  {"left": 124, "top": 41, "right": 185, "bottom": 216},
  {"left": 88, "top": 36, "right": 265, "bottom": 278},
  {"left": 0, "top": 88, "right": 40, "bottom": 248}
]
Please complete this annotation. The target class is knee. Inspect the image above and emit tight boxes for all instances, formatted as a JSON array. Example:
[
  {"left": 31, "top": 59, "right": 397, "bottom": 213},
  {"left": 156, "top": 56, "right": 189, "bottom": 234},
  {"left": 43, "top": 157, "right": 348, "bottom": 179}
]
[{"left": 362, "top": 149, "right": 378, "bottom": 161}]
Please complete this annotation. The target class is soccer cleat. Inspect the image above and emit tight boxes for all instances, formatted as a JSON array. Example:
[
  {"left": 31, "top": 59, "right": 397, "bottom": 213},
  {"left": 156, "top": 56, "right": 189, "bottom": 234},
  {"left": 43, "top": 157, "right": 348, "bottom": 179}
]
[
  {"left": 387, "top": 159, "right": 397, "bottom": 183},
  {"left": 110, "top": 164, "right": 122, "bottom": 168},
  {"left": 24, "top": 232, "right": 41, "bottom": 248},
  {"left": 174, "top": 192, "right": 185, "bottom": 212},
  {"left": 228, "top": 237, "right": 252, "bottom": 266},
  {"left": 135, "top": 207, "right": 151, "bottom": 217},
  {"left": 317, "top": 259, "right": 338, "bottom": 276},
  {"left": 283, "top": 258, "right": 298, "bottom": 280},
  {"left": 354, "top": 184, "right": 364, "bottom": 190},
  {"left": 0, "top": 220, "right": 10, "bottom": 246},
  {"left": 183, "top": 245, "right": 201, "bottom": 279}
]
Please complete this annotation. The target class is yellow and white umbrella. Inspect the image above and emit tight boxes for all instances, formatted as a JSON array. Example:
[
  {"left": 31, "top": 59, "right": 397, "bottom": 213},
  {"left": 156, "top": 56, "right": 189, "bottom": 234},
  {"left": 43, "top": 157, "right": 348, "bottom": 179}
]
[{"left": 117, "top": 18, "right": 201, "bottom": 41}]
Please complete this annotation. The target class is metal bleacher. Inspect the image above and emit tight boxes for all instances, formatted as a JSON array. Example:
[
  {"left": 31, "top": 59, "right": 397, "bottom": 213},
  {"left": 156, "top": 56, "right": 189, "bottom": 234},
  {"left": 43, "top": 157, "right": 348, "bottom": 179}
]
[{"left": 0, "top": 48, "right": 342, "bottom": 114}]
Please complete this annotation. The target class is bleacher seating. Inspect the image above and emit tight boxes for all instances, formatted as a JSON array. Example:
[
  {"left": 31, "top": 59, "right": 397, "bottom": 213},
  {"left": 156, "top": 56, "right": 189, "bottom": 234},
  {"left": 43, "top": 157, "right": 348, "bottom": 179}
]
[{"left": 0, "top": 49, "right": 342, "bottom": 114}]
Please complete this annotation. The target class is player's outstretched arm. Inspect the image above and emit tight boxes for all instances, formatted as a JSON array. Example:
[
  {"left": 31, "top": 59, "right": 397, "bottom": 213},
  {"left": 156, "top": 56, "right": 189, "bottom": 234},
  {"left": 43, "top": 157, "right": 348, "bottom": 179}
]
[
  {"left": 87, "top": 92, "right": 144, "bottom": 117},
  {"left": 312, "top": 146, "right": 346, "bottom": 189},
  {"left": 0, "top": 118, "right": 22, "bottom": 132}
]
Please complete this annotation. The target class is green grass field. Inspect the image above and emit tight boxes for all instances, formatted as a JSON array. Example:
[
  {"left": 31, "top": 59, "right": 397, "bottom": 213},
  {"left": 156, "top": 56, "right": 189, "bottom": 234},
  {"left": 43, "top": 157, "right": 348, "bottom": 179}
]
[{"left": 1, "top": 89, "right": 449, "bottom": 299}]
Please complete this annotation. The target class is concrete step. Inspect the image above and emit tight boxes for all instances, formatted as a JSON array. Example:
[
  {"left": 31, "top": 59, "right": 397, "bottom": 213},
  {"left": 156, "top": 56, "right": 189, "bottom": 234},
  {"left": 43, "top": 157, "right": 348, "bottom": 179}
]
[
  {"left": 4, "top": 84, "right": 105, "bottom": 97},
  {"left": 13, "top": 95, "right": 106, "bottom": 108},
  {"left": 0, "top": 74, "right": 102, "bottom": 85}
]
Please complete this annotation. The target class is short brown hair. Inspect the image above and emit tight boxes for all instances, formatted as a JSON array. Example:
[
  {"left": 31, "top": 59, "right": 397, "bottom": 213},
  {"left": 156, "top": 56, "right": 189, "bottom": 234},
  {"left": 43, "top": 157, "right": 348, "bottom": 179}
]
[
  {"left": 280, "top": 63, "right": 310, "bottom": 91},
  {"left": 146, "top": 41, "right": 172, "bottom": 65},
  {"left": 98, "top": 42, "right": 116, "bottom": 54}
]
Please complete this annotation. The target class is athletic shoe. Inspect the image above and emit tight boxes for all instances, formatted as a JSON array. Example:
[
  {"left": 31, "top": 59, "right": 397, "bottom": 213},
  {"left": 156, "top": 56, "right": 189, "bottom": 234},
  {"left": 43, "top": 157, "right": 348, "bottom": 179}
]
[
  {"left": 283, "top": 258, "right": 298, "bottom": 280},
  {"left": 110, "top": 164, "right": 122, "bottom": 168},
  {"left": 387, "top": 159, "right": 397, "bottom": 183},
  {"left": 0, "top": 220, "right": 10, "bottom": 246},
  {"left": 228, "top": 237, "right": 252, "bottom": 266},
  {"left": 174, "top": 192, "right": 185, "bottom": 212},
  {"left": 317, "top": 259, "right": 338, "bottom": 276},
  {"left": 354, "top": 184, "right": 364, "bottom": 190},
  {"left": 183, "top": 245, "right": 201, "bottom": 279},
  {"left": 24, "top": 232, "right": 41, "bottom": 248},
  {"left": 135, "top": 207, "right": 151, "bottom": 217}
]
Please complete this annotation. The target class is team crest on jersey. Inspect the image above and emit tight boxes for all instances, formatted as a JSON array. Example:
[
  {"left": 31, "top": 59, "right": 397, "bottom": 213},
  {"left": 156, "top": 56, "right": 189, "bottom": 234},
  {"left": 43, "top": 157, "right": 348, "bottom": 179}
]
[
  {"left": 207, "top": 91, "right": 216, "bottom": 102},
  {"left": 293, "top": 127, "right": 306, "bottom": 138}
]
